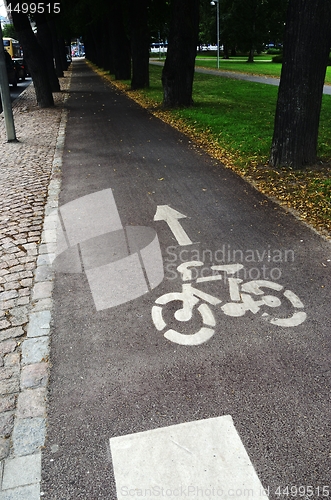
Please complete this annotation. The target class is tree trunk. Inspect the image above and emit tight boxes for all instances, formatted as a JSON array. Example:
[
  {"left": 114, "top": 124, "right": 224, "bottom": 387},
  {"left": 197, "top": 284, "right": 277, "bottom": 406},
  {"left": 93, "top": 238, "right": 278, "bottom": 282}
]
[
  {"left": 247, "top": 45, "right": 254, "bottom": 62},
  {"left": 222, "top": 43, "right": 229, "bottom": 59},
  {"left": 101, "top": 20, "right": 112, "bottom": 72},
  {"left": 109, "top": 4, "right": 131, "bottom": 80},
  {"left": 48, "top": 18, "right": 64, "bottom": 77},
  {"left": 161, "top": 0, "right": 199, "bottom": 107},
  {"left": 35, "top": 13, "right": 61, "bottom": 92},
  {"left": 84, "top": 28, "right": 98, "bottom": 64},
  {"left": 88, "top": 24, "right": 103, "bottom": 68},
  {"left": 58, "top": 37, "right": 69, "bottom": 71},
  {"left": 270, "top": 0, "right": 331, "bottom": 168},
  {"left": 11, "top": 9, "right": 54, "bottom": 108},
  {"left": 129, "top": 0, "right": 150, "bottom": 89}
]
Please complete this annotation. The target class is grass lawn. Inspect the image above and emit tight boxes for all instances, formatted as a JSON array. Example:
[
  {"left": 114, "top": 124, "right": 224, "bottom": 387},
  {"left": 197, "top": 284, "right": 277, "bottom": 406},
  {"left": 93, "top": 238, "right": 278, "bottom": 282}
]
[
  {"left": 193, "top": 55, "right": 331, "bottom": 85},
  {"left": 155, "top": 53, "right": 331, "bottom": 83},
  {"left": 90, "top": 62, "right": 331, "bottom": 237},
  {"left": 195, "top": 56, "right": 282, "bottom": 78}
]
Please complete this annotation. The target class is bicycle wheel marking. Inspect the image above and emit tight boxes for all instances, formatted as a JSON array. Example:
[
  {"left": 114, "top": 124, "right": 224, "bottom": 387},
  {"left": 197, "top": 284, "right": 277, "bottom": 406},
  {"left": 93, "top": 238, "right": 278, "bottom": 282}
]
[
  {"left": 152, "top": 260, "right": 307, "bottom": 346},
  {"left": 283, "top": 289, "right": 305, "bottom": 308},
  {"left": 263, "top": 311, "right": 307, "bottom": 327},
  {"left": 164, "top": 326, "right": 215, "bottom": 345}
]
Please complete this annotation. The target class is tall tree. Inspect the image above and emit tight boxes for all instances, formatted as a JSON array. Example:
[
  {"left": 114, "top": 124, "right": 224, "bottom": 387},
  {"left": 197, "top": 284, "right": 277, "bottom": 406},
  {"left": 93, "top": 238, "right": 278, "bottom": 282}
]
[
  {"left": 35, "top": 13, "right": 61, "bottom": 92},
  {"left": 129, "top": 0, "right": 150, "bottom": 89},
  {"left": 48, "top": 16, "right": 64, "bottom": 77},
  {"left": 148, "top": 0, "right": 171, "bottom": 44},
  {"left": 162, "top": 0, "right": 199, "bottom": 107},
  {"left": 109, "top": 2, "right": 131, "bottom": 80},
  {"left": 10, "top": 3, "right": 54, "bottom": 107},
  {"left": 218, "top": 0, "right": 287, "bottom": 62},
  {"left": 270, "top": 0, "right": 331, "bottom": 168}
]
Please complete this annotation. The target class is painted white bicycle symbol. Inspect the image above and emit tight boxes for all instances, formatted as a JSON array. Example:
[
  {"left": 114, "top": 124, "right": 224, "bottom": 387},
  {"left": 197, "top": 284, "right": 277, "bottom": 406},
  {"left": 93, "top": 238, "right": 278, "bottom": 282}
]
[{"left": 152, "top": 261, "right": 307, "bottom": 345}]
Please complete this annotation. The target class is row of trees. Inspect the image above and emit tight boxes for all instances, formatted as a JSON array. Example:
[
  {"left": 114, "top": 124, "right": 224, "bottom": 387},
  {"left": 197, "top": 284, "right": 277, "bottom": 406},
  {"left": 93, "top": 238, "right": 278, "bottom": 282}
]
[
  {"left": 3, "top": 0, "right": 331, "bottom": 169},
  {"left": 4, "top": 0, "right": 70, "bottom": 107}
]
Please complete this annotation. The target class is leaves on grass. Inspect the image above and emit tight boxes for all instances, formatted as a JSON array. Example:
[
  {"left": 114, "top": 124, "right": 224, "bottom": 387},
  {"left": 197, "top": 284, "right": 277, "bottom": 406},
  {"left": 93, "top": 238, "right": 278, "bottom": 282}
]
[{"left": 89, "top": 61, "right": 331, "bottom": 239}]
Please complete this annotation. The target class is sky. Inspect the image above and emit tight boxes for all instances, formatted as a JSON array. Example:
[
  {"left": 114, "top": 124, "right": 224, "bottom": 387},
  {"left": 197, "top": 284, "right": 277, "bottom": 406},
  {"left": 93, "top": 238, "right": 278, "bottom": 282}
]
[{"left": 0, "top": 2, "right": 7, "bottom": 18}]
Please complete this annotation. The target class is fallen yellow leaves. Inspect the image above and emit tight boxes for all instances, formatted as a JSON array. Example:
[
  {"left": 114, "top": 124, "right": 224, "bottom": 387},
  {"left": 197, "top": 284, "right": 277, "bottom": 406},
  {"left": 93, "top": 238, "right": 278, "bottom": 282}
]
[{"left": 88, "top": 61, "right": 331, "bottom": 240}]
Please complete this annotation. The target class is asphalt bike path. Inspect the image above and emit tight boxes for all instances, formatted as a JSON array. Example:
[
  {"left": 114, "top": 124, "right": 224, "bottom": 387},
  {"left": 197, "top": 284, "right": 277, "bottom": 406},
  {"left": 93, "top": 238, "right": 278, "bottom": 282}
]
[{"left": 41, "top": 60, "right": 330, "bottom": 499}]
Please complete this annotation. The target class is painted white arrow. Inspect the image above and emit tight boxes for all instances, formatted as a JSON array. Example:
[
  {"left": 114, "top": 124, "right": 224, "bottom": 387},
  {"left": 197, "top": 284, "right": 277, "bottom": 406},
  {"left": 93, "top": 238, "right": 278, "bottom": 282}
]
[{"left": 154, "top": 205, "right": 193, "bottom": 246}]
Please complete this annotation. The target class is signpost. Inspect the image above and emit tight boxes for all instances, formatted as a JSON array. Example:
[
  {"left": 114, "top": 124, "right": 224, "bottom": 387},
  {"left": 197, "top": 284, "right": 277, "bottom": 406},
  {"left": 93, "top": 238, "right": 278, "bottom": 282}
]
[{"left": 0, "top": 22, "right": 16, "bottom": 142}]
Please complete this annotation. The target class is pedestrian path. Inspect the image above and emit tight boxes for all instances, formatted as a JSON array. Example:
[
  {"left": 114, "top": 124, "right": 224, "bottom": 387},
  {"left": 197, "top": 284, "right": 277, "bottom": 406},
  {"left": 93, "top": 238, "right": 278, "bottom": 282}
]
[{"left": 0, "top": 75, "right": 70, "bottom": 499}]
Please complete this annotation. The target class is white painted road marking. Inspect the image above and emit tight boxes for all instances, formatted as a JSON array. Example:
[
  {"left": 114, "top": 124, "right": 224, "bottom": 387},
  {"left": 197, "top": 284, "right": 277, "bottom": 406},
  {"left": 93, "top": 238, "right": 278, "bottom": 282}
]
[
  {"left": 154, "top": 205, "right": 193, "bottom": 246},
  {"left": 110, "top": 415, "right": 269, "bottom": 499},
  {"left": 152, "top": 261, "right": 307, "bottom": 345}
]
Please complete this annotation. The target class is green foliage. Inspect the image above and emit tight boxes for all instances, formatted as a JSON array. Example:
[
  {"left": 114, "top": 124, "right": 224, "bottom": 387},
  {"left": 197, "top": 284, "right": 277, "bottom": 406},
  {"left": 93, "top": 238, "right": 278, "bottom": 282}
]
[
  {"left": 218, "top": 0, "right": 288, "bottom": 55},
  {"left": 199, "top": 0, "right": 217, "bottom": 45},
  {"left": 266, "top": 48, "right": 282, "bottom": 54},
  {"left": 2, "top": 24, "right": 18, "bottom": 39},
  {"left": 188, "top": 0, "right": 288, "bottom": 59},
  {"left": 309, "top": 178, "right": 331, "bottom": 204},
  {"left": 149, "top": 0, "right": 171, "bottom": 42}
]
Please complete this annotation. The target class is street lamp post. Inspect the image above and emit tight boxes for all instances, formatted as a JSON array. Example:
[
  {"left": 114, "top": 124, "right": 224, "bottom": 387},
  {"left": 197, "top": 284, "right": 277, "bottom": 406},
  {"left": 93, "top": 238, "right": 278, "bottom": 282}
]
[
  {"left": 210, "top": 0, "right": 220, "bottom": 69},
  {"left": 0, "top": 22, "right": 16, "bottom": 142}
]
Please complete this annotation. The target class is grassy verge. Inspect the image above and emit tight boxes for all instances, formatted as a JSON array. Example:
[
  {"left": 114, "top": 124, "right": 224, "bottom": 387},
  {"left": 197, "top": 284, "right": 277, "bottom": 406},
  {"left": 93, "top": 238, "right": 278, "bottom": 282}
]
[
  {"left": 194, "top": 55, "right": 331, "bottom": 85},
  {"left": 195, "top": 57, "right": 282, "bottom": 78},
  {"left": 89, "top": 62, "right": 331, "bottom": 238}
]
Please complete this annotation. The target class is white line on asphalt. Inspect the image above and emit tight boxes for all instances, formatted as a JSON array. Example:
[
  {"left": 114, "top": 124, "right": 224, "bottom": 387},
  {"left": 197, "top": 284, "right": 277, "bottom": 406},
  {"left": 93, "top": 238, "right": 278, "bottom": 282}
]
[{"left": 110, "top": 415, "right": 269, "bottom": 499}]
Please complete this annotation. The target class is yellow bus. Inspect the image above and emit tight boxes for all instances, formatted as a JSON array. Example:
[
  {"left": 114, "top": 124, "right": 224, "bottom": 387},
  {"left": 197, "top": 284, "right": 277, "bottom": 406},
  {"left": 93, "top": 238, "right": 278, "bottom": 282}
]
[{"left": 3, "top": 38, "right": 22, "bottom": 58}]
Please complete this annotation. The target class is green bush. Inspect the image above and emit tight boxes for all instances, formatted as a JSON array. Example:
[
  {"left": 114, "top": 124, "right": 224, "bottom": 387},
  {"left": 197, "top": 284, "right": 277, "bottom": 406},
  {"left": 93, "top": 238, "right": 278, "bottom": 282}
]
[{"left": 266, "top": 48, "right": 282, "bottom": 55}]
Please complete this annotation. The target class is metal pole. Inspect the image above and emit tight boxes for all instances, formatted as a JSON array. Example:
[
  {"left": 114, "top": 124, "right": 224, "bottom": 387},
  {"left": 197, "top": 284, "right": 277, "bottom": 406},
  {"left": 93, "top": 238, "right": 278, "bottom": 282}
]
[
  {"left": 0, "top": 23, "right": 17, "bottom": 142},
  {"left": 216, "top": 0, "right": 220, "bottom": 69}
]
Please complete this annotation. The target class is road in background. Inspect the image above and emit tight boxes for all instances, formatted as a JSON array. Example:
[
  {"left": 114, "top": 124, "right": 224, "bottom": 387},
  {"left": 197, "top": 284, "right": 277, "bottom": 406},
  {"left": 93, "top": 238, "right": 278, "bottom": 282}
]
[{"left": 0, "top": 78, "right": 31, "bottom": 112}]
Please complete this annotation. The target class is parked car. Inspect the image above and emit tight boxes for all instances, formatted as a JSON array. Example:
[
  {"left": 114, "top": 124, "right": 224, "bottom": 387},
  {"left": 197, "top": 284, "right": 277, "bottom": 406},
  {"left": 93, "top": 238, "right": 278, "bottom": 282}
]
[
  {"left": 4, "top": 51, "right": 18, "bottom": 88},
  {"left": 13, "top": 58, "right": 28, "bottom": 81}
]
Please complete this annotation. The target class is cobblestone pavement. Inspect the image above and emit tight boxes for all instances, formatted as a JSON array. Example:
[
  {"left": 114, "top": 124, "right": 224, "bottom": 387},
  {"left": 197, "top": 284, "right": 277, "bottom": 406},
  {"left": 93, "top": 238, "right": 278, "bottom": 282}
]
[{"left": 0, "top": 72, "right": 70, "bottom": 498}]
